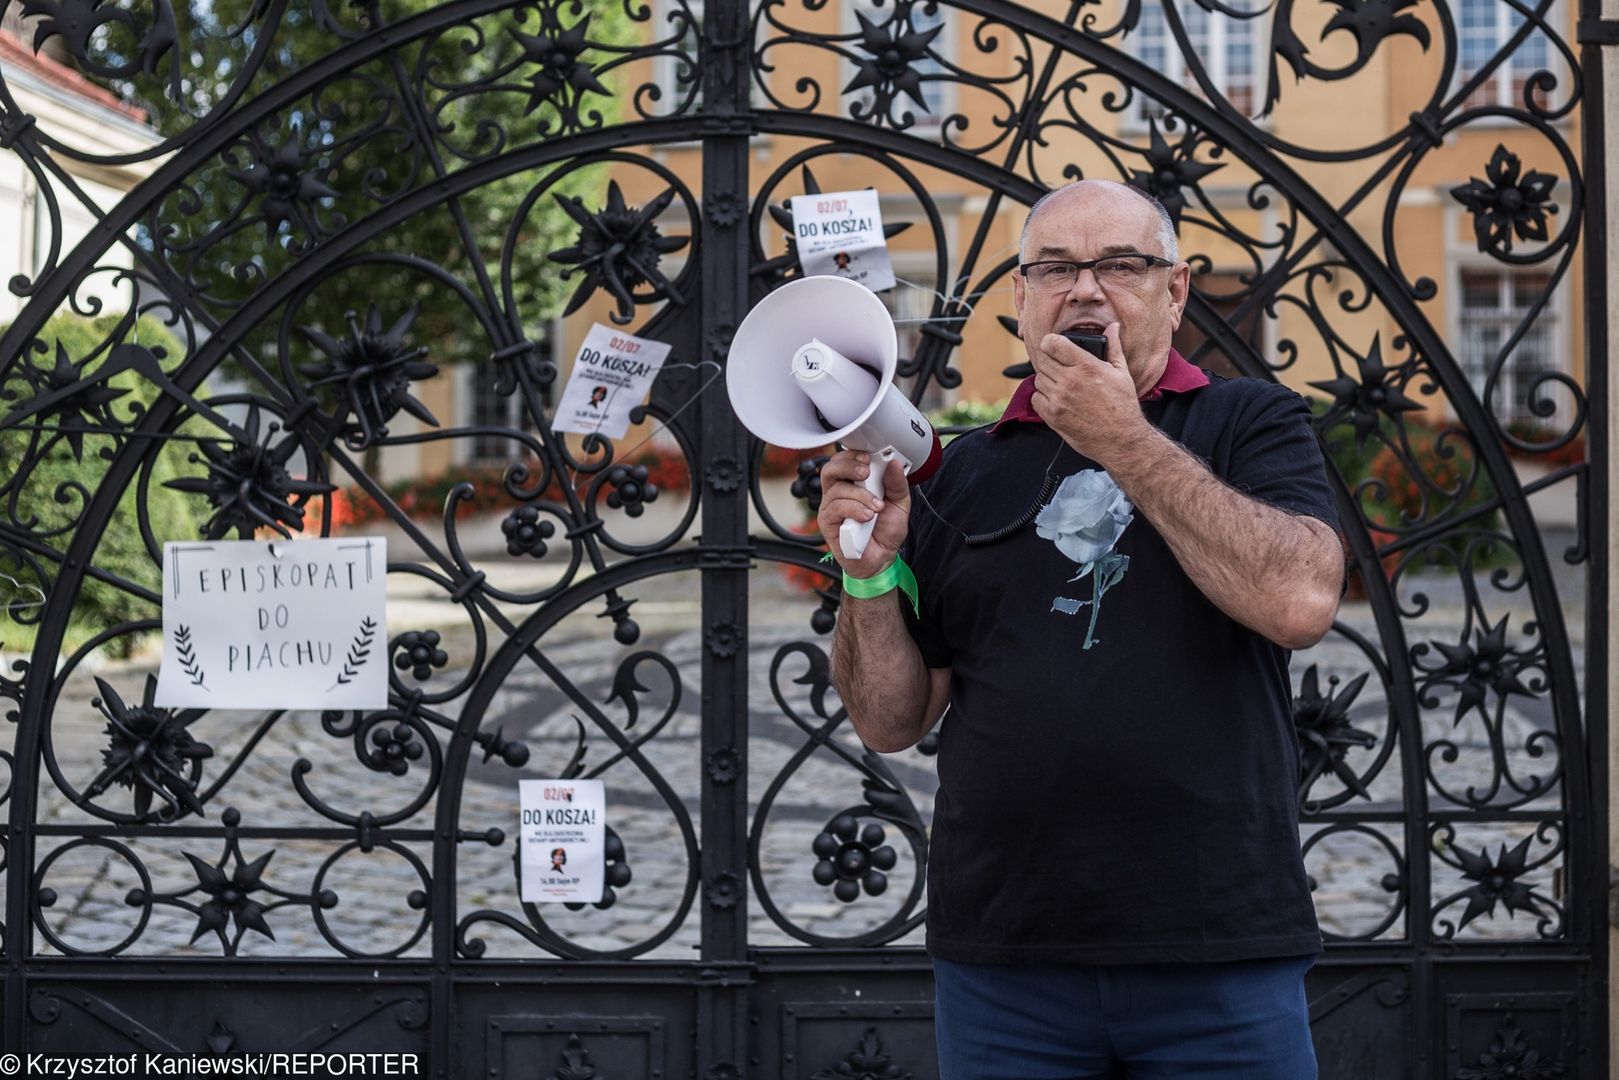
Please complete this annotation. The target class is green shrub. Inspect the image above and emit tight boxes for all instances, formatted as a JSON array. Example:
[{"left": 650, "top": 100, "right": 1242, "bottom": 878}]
[
  {"left": 1309, "top": 398, "right": 1509, "bottom": 573},
  {"left": 1, "top": 313, "right": 200, "bottom": 658},
  {"left": 929, "top": 398, "right": 1008, "bottom": 441}
]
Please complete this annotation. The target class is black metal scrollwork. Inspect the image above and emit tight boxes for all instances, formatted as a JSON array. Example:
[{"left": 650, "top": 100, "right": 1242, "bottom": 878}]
[{"left": 0, "top": 0, "right": 1596, "bottom": 1063}]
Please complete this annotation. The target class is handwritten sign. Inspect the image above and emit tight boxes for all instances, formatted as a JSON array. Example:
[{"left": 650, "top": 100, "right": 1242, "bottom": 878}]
[
  {"left": 156, "top": 538, "right": 388, "bottom": 710},
  {"left": 551, "top": 324, "right": 673, "bottom": 440},
  {"left": 789, "top": 188, "right": 896, "bottom": 291},
  {"left": 519, "top": 779, "right": 606, "bottom": 904}
]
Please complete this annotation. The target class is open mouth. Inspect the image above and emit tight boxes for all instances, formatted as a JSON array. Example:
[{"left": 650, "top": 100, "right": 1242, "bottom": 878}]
[{"left": 1064, "top": 322, "right": 1107, "bottom": 335}]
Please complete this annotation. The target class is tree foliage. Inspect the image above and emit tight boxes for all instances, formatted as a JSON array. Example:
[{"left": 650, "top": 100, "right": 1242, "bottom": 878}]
[
  {"left": 0, "top": 314, "right": 201, "bottom": 657},
  {"left": 82, "top": 0, "right": 638, "bottom": 365}
]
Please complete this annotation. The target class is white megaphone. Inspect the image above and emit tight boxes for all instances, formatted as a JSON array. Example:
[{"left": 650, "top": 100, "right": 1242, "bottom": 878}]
[{"left": 728, "top": 276, "right": 942, "bottom": 559}]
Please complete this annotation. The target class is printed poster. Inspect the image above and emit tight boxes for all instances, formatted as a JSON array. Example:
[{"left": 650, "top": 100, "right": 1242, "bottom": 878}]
[
  {"left": 156, "top": 538, "right": 388, "bottom": 709},
  {"left": 520, "top": 779, "right": 607, "bottom": 903},
  {"left": 789, "top": 188, "right": 897, "bottom": 291},
  {"left": 551, "top": 324, "right": 673, "bottom": 440}
]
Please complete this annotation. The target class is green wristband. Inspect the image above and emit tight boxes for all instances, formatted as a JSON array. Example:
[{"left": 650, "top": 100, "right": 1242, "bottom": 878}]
[{"left": 827, "top": 553, "right": 919, "bottom": 617}]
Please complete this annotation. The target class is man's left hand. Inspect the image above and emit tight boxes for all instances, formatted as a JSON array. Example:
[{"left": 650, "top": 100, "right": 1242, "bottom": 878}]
[{"left": 1029, "top": 323, "right": 1150, "bottom": 466}]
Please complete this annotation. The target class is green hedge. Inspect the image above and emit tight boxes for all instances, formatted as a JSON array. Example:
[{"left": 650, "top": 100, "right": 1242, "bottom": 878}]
[{"left": 1, "top": 314, "right": 201, "bottom": 658}]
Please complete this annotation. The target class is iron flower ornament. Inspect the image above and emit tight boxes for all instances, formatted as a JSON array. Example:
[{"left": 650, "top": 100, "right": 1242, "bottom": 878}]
[
  {"left": 1308, "top": 335, "right": 1424, "bottom": 450},
  {"left": 549, "top": 181, "right": 689, "bottom": 324},
  {"left": 227, "top": 135, "right": 339, "bottom": 239},
  {"left": 184, "top": 848, "right": 276, "bottom": 945},
  {"left": 501, "top": 504, "right": 556, "bottom": 557},
  {"left": 812, "top": 814, "right": 897, "bottom": 902},
  {"left": 298, "top": 304, "right": 440, "bottom": 449},
  {"left": 546, "top": 1034, "right": 600, "bottom": 1080},
  {"left": 1419, "top": 615, "right": 1535, "bottom": 726},
  {"left": 1451, "top": 146, "right": 1558, "bottom": 255},
  {"left": 1456, "top": 1014, "right": 1568, "bottom": 1080},
  {"left": 845, "top": 4, "right": 944, "bottom": 120},
  {"left": 1448, "top": 835, "right": 1543, "bottom": 930},
  {"left": 87, "top": 674, "right": 212, "bottom": 821},
  {"left": 1293, "top": 667, "right": 1377, "bottom": 806},
  {"left": 605, "top": 464, "right": 658, "bottom": 516},
  {"left": 812, "top": 1027, "right": 912, "bottom": 1080},
  {"left": 1321, "top": 0, "right": 1431, "bottom": 66},
  {"left": 19, "top": 0, "right": 177, "bottom": 80},
  {"left": 366, "top": 721, "right": 425, "bottom": 777},
  {"left": 1128, "top": 119, "right": 1223, "bottom": 226},
  {"left": 164, "top": 404, "right": 336, "bottom": 539},
  {"left": 8, "top": 341, "right": 129, "bottom": 462},
  {"left": 510, "top": 13, "right": 610, "bottom": 119},
  {"left": 393, "top": 630, "right": 449, "bottom": 681}
]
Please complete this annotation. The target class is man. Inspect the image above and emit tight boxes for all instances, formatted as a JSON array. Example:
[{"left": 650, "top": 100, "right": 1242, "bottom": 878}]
[{"left": 817, "top": 180, "right": 1344, "bottom": 1079}]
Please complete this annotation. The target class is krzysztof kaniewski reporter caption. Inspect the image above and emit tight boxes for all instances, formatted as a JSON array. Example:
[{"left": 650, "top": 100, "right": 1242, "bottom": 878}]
[{"left": 0, "top": 1052, "right": 420, "bottom": 1077}]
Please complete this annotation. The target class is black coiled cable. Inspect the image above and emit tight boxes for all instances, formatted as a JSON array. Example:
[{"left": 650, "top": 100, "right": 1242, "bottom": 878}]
[{"left": 962, "top": 470, "right": 1060, "bottom": 546}]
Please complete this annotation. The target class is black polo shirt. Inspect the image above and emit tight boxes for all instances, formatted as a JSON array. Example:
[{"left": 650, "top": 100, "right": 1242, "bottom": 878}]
[{"left": 901, "top": 372, "right": 1337, "bottom": 965}]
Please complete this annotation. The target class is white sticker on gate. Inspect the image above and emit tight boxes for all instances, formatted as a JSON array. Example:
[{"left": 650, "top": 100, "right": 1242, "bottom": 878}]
[
  {"left": 519, "top": 779, "right": 606, "bottom": 904},
  {"left": 156, "top": 537, "right": 388, "bottom": 710}
]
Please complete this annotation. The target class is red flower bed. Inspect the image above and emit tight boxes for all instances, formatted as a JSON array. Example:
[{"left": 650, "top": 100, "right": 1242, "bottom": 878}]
[{"left": 308, "top": 443, "right": 832, "bottom": 534}]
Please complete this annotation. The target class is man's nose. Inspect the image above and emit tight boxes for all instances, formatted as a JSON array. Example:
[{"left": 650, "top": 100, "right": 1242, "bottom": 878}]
[{"left": 1064, "top": 266, "right": 1107, "bottom": 302}]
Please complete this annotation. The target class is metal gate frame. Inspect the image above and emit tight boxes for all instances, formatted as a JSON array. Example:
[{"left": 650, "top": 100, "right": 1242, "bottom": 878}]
[{"left": 0, "top": 0, "right": 1609, "bottom": 1074}]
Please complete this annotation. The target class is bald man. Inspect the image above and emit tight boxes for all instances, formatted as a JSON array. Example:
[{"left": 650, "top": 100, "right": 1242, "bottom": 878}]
[{"left": 818, "top": 180, "right": 1343, "bottom": 1079}]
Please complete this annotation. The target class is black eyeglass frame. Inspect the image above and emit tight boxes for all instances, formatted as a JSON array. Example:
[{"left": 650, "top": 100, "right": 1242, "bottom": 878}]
[{"left": 1018, "top": 253, "right": 1177, "bottom": 279}]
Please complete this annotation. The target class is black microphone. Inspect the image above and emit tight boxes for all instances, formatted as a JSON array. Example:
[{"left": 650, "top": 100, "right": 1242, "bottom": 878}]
[{"left": 1061, "top": 330, "right": 1108, "bottom": 360}]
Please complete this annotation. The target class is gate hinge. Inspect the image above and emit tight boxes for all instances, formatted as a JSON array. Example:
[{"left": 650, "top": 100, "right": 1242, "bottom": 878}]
[{"left": 1577, "top": 17, "right": 1619, "bottom": 44}]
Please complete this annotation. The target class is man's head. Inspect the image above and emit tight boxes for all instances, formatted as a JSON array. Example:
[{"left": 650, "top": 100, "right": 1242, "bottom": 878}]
[{"left": 1012, "top": 180, "right": 1190, "bottom": 390}]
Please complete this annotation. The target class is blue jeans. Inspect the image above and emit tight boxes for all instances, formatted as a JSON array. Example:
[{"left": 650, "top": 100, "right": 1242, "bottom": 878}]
[{"left": 933, "top": 955, "right": 1318, "bottom": 1080}]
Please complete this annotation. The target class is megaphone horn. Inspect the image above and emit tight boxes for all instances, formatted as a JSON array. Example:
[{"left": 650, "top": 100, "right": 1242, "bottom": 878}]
[{"left": 727, "top": 276, "right": 942, "bottom": 559}]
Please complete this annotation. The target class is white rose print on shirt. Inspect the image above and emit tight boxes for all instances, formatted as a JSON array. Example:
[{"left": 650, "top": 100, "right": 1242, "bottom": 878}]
[{"left": 1035, "top": 469, "right": 1133, "bottom": 650}]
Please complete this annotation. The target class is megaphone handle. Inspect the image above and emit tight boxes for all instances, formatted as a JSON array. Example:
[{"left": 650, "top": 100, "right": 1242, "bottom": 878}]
[{"left": 838, "top": 447, "right": 895, "bottom": 561}]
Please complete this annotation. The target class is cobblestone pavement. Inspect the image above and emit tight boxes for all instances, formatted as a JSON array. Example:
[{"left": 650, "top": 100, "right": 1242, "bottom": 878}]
[{"left": 21, "top": 533, "right": 1588, "bottom": 961}]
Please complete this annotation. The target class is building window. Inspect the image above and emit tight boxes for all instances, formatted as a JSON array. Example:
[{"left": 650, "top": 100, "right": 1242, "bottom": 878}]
[
  {"left": 1171, "top": 271, "right": 1262, "bottom": 379},
  {"left": 1458, "top": 268, "right": 1557, "bottom": 426},
  {"left": 469, "top": 334, "right": 553, "bottom": 462},
  {"left": 656, "top": 0, "right": 704, "bottom": 113},
  {"left": 1134, "top": 0, "right": 1261, "bottom": 119},
  {"left": 1458, "top": 0, "right": 1553, "bottom": 110}
]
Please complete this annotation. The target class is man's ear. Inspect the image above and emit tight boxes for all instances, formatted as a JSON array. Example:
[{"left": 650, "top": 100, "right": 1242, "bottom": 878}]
[
  {"left": 1166, "top": 262, "right": 1191, "bottom": 332},
  {"left": 1012, "top": 270, "right": 1026, "bottom": 323}
]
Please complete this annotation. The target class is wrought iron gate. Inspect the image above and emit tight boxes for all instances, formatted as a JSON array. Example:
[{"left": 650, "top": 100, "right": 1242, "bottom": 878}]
[{"left": 0, "top": 0, "right": 1606, "bottom": 1075}]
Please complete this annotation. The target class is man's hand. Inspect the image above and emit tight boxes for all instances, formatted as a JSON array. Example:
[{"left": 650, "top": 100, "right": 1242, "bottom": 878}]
[
  {"left": 1029, "top": 322, "right": 1150, "bottom": 465},
  {"left": 820, "top": 450, "right": 951, "bottom": 753},
  {"left": 817, "top": 451, "right": 911, "bottom": 577}
]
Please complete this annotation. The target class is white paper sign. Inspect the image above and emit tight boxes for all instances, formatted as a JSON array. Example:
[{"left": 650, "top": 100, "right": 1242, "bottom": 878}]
[
  {"left": 520, "top": 779, "right": 606, "bottom": 904},
  {"left": 551, "top": 324, "right": 673, "bottom": 440},
  {"left": 790, "top": 188, "right": 896, "bottom": 291},
  {"left": 156, "top": 538, "right": 388, "bottom": 710}
]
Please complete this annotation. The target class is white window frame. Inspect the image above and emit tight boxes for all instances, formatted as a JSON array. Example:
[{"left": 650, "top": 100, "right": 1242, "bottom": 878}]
[
  {"left": 1453, "top": 0, "right": 1566, "bottom": 116},
  {"left": 1126, "top": 0, "right": 1266, "bottom": 129},
  {"left": 653, "top": 0, "right": 705, "bottom": 115},
  {"left": 1444, "top": 202, "right": 1572, "bottom": 430}
]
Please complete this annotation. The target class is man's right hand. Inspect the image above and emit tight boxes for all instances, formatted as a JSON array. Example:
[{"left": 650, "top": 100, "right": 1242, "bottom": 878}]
[{"left": 817, "top": 450, "right": 912, "bottom": 578}]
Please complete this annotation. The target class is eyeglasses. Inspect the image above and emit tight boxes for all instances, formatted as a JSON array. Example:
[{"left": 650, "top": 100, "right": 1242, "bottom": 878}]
[{"left": 1019, "top": 253, "right": 1175, "bottom": 290}]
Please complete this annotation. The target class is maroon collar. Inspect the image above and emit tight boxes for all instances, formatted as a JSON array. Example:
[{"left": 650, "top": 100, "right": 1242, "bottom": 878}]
[{"left": 989, "top": 348, "right": 1210, "bottom": 434}]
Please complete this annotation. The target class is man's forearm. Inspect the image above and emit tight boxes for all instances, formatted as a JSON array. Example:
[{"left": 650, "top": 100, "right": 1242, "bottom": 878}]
[
  {"left": 1103, "top": 425, "right": 1341, "bottom": 648},
  {"left": 831, "top": 593, "right": 933, "bottom": 752}
]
